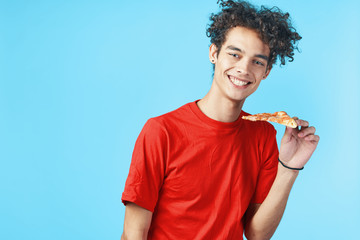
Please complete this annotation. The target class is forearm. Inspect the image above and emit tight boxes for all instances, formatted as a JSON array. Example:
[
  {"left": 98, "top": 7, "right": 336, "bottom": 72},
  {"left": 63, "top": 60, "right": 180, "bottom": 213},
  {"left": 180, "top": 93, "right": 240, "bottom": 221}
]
[
  {"left": 121, "top": 230, "right": 148, "bottom": 240},
  {"left": 122, "top": 202, "right": 152, "bottom": 240},
  {"left": 245, "top": 163, "right": 299, "bottom": 240}
]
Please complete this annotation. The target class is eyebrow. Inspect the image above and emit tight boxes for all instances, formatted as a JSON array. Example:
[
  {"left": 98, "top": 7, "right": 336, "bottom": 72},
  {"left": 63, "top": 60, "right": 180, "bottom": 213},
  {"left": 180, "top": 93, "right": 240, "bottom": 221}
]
[{"left": 226, "top": 45, "right": 269, "bottom": 61}]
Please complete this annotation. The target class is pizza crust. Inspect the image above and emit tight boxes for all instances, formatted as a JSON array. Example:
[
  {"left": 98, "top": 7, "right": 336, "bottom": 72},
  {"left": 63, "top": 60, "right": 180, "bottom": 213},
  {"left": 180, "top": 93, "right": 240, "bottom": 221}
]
[{"left": 242, "top": 111, "right": 297, "bottom": 128}]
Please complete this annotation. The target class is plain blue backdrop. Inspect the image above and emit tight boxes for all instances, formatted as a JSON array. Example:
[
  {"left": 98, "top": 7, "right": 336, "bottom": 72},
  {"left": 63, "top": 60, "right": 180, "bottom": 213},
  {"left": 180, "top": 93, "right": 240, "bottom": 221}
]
[{"left": 1, "top": 0, "right": 359, "bottom": 239}]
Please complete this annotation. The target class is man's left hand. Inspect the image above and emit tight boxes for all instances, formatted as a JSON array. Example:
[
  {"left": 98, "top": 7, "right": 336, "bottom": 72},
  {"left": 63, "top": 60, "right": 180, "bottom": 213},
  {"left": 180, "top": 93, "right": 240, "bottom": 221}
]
[{"left": 279, "top": 117, "right": 320, "bottom": 169}]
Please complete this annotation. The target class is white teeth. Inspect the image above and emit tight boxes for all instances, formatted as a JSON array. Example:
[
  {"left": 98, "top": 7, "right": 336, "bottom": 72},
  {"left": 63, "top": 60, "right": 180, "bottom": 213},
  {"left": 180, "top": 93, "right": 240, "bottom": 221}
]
[{"left": 229, "top": 76, "right": 249, "bottom": 86}]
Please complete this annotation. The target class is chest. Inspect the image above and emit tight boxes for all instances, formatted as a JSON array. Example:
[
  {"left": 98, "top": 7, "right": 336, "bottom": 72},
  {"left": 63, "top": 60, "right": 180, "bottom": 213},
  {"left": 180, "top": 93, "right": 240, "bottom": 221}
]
[{"left": 161, "top": 130, "right": 262, "bottom": 203}]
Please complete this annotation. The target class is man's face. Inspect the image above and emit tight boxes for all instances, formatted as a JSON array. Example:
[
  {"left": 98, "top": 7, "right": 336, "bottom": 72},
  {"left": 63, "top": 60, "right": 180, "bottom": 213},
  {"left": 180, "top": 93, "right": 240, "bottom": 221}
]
[{"left": 210, "top": 26, "right": 271, "bottom": 104}]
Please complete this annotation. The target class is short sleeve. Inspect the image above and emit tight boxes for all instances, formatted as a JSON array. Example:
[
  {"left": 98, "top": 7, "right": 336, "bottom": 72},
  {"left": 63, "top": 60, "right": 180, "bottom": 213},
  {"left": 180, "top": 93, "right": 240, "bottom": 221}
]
[
  {"left": 251, "top": 124, "right": 279, "bottom": 204},
  {"left": 121, "top": 118, "right": 168, "bottom": 212}
]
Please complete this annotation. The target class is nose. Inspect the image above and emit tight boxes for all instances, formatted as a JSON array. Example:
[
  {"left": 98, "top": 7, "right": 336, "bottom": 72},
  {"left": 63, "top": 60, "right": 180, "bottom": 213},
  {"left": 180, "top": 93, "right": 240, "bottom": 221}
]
[{"left": 235, "top": 58, "right": 250, "bottom": 75}]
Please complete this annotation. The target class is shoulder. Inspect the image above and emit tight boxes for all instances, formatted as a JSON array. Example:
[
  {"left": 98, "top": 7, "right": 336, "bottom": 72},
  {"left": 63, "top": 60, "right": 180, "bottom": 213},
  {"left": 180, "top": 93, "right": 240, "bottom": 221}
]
[
  {"left": 139, "top": 102, "right": 193, "bottom": 139},
  {"left": 149, "top": 102, "right": 193, "bottom": 129}
]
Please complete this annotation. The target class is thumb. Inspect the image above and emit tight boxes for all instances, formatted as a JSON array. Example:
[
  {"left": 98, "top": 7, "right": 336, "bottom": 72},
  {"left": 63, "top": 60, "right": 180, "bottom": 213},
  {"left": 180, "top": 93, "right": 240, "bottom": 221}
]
[
  {"left": 282, "top": 117, "right": 299, "bottom": 142},
  {"left": 283, "top": 126, "right": 295, "bottom": 142}
]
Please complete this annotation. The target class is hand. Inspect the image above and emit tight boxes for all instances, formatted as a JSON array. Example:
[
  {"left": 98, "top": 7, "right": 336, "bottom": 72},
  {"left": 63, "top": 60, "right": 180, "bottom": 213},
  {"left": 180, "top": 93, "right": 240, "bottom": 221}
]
[{"left": 279, "top": 117, "right": 320, "bottom": 169}]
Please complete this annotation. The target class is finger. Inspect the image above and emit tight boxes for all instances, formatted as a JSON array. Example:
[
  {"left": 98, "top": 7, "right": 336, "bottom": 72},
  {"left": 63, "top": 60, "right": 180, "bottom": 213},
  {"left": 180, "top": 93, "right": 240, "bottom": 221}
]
[
  {"left": 304, "top": 134, "right": 320, "bottom": 142},
  {"left": 298, "top": 126, "right": 316, "bottom": 137},
  {"left": 284, "top": 123, "right": 300, "bottom": 142},
  {"left": 287, "top": 119, "right": 299, "bottom": 133},
  {"left": 292, "top": 117, "right": 309, "bottom": 128},
  {"left": 295, "top": 119, "right": 309, "bottom": 127}
]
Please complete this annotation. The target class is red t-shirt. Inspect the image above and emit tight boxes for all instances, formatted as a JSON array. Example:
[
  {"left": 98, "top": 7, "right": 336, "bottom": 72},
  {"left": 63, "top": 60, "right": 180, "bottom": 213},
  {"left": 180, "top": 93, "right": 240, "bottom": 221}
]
[{"left": 122, "top": 101, "right": 279, "bottom": 239}]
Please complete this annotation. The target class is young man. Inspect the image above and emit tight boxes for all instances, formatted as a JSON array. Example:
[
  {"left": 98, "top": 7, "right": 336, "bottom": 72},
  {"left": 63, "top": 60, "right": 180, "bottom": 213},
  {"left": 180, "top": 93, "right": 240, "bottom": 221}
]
[{"left": 121, "top": 1, "right": 319, "bottom": 239}]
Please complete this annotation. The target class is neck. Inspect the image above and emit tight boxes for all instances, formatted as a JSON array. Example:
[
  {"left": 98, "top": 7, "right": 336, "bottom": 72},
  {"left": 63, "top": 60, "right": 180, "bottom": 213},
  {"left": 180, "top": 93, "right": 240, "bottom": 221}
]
[{"left": 197, "top": 88, "right": 245, "bottom": 123}]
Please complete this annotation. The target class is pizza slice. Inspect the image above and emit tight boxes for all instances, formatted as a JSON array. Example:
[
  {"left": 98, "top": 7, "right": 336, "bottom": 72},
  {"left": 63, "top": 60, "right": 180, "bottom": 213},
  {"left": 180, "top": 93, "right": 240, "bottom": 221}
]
[{"left": 242, "top": 111, "right": 297, "bottom": 128}]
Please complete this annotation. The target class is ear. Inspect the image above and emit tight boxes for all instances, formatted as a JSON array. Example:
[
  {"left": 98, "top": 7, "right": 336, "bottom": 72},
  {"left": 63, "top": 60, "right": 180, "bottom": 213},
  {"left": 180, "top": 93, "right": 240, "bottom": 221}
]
[
  {"left": 262, "top": 66, "right": 272, "bottom": 80},
  {"left": 209, "top": 43, "right": 218, "bottom": 64}
]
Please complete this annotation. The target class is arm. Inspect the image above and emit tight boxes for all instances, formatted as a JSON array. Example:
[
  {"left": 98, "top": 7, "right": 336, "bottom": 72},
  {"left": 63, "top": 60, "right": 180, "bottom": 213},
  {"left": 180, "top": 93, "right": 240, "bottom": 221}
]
[
  {"left": 244, "top": 118, "right": 319, "bottom": 240},
  {"left": 121, "top": 202, "right": 153, "bottom": 240},
  {"left": 244, "top": 164, "right": 298, "bottom": 240}
]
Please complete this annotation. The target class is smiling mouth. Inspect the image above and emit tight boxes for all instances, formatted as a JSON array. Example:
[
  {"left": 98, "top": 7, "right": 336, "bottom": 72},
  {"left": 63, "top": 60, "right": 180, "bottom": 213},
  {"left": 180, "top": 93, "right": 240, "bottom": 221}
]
[{"left": 228, "top": 75, "right": 252, "bottom": 87}]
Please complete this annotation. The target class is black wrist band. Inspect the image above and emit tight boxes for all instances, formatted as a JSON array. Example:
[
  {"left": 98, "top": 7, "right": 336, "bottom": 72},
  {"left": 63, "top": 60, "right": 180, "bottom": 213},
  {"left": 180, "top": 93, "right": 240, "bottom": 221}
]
[{"left": 278, "top": 158, "right": 304, "bottom": 171}]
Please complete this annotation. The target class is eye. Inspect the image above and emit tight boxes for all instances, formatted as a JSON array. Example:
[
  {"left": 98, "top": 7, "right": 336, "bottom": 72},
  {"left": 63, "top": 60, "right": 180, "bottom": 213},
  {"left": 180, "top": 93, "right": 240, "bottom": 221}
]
[
  {"left": 229, "top": 53, "right": 239, "bottom": 58},
  {"left": 254, "top": 60, "right": 265, "bottom": 66}
]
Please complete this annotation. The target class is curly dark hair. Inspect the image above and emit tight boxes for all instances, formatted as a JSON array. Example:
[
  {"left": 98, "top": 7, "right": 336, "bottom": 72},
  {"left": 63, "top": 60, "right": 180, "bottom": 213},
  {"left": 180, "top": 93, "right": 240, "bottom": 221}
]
[{"left": 206, "top": 0, "right": 302, "bottom": 69}]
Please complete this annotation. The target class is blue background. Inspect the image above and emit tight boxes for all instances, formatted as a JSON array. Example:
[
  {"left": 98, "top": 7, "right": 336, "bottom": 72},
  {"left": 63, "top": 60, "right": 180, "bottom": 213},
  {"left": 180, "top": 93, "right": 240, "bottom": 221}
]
[{"left": 1, "top": 0, "right": 359, "bottom": 239}]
